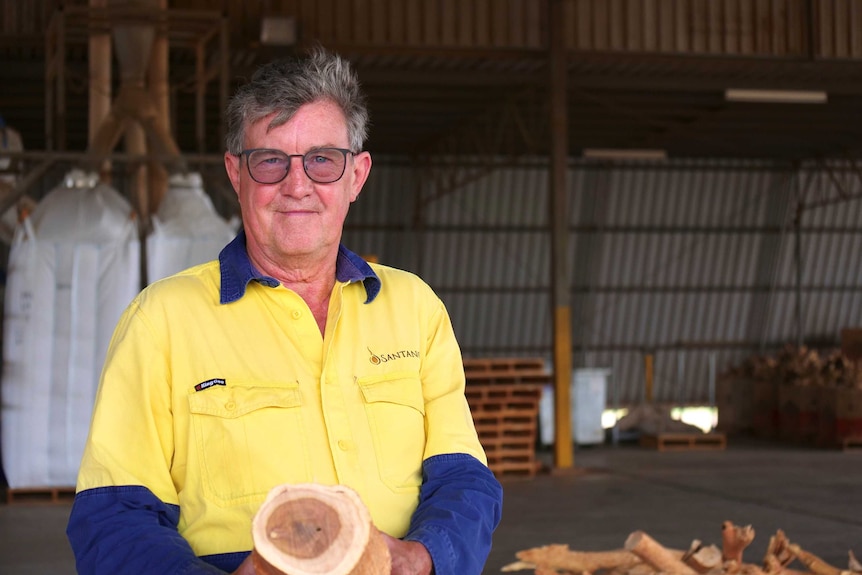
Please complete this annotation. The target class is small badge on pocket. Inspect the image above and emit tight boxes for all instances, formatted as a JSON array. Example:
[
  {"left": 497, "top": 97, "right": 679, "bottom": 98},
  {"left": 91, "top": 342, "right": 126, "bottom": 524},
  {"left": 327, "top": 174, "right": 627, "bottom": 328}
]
[{"left": 195, "top": 378, "right": 226, "bottom": 392}]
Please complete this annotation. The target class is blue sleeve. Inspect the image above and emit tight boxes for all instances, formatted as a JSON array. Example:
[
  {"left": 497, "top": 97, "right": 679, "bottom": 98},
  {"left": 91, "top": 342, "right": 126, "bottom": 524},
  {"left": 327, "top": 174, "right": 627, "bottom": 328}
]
[
  {"left": 403, "top": 453, "right": 503, "bottom": 575},
  {"left": 66, "top": 486, "right": 235, "bottom": 575}
]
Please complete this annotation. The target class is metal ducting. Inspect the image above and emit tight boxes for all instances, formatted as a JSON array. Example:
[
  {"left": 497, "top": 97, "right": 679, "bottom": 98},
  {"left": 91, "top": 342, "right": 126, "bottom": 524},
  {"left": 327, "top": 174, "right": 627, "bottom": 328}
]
[{"left": 86, "top": 0, "right": 185, "bottom": 179}]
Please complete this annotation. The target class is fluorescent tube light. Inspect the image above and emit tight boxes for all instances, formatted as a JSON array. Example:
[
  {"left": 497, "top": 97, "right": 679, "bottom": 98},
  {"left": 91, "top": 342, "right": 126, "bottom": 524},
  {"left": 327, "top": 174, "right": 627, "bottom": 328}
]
[
  {"left": 724, "top": 89, "right": 827, "bottom": 104},
  {"left": 583, "top": 148, "right": 667, "bottom": 161},
  {"left": 260, "top": 17, "right": 297, "bottom": 46}
]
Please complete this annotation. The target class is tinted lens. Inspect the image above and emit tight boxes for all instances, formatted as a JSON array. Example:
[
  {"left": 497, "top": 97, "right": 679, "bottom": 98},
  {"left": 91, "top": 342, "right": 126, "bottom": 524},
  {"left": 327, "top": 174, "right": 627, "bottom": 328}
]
[
  {"left": 304, "top": 149, "right": 347, "bottom": 183},
  {"left": 247, "top": 150, "right": 289, "bottom": 184}
]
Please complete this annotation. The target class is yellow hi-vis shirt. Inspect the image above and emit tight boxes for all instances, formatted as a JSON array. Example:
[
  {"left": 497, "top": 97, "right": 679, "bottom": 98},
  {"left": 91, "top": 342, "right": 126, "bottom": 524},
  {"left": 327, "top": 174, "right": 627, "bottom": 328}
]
[{"left": 75, "top": 245, "right": 487, "bottom": 559}]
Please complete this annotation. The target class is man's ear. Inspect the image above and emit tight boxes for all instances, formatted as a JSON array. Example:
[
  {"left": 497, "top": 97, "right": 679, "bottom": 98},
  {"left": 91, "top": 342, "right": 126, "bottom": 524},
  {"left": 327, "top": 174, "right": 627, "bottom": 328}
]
[
  {"left": 224, "top": 152, "right": 241, "bottom": 196},
  {"left": 348, "top": 151, "right": 372, "bottom": 202}
]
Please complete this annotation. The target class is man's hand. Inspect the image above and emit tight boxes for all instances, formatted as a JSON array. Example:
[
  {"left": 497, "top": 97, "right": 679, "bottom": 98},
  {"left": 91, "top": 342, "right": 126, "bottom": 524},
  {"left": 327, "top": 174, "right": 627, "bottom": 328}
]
[
  {"left": 231, "top": 536, "right": 431, "bottom": 575},
  {"left": 231, "top": 553, "right": 256, "bottom": 575},
  {"left": 382, "top": 533, "right": 433, "bottom": 575}
]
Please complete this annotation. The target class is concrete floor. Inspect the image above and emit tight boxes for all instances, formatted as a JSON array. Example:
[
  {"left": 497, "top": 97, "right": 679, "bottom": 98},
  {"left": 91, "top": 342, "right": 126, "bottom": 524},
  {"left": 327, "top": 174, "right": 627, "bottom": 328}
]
[{"left": 3, "top": 438, "right": 862, "bottom": 574}]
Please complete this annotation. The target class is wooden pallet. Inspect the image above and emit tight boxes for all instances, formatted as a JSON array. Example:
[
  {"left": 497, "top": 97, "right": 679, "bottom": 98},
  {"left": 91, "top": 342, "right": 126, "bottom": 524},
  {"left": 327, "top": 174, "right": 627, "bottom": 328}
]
[
  {"left": 480, "top": 435, "right": 535, "bottom": 450},
  {"left": 486, "top": 449, "right": 542, "bottom": 478},
  {"left": 489, "top": 461, "right": 541, "bottom": 478},
  {"left": 465, "top": 384, "right": 542, "bottom": 413},
  {"left": 842, "top": 436, "right": 862, "bottom": 452},
  {"left": 472, "top": 409, "right": 538, "bottom": 439},
  {"left": 464, "top": 357, "right": 546, "bottom": 374},
  {"left": 639, "top": 432, "right": 727, "bottom": 452},
  {"left": 466, "top": 372, "right": 552, "bottom": 385},
  {"left": 471, "top": 407, "right": 540, "bottom": 477},
  {"left": 462, "top": 369, "right": 545, "bottom": 478},
  {"left": 5, "top": 486, "right": 76, "bottom": 505},
  {"left": 464, "top": 357, "right": 551, "bottom": 385}
]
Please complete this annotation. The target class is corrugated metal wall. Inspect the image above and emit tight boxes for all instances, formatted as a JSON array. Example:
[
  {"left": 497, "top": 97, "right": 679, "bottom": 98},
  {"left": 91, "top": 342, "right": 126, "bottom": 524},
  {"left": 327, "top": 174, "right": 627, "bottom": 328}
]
[
  {"left": 12, "top": 0, "right": 855, "bottom": 58},
  {"left": 343, "top": 157, "right": 862, "bottom": 406},
  {"left": 225, "top": 0, "right": 862, "bottom": 58}
]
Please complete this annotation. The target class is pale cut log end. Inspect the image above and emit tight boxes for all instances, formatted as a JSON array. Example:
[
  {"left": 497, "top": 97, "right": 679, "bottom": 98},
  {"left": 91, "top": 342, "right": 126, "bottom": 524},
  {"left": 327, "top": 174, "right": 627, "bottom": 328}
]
[
  {"left": 624, "top": 531, "right": 646, "bottom": 552},
  {"left": 251, "top": 483, "right": 391, "bottom": 575}
]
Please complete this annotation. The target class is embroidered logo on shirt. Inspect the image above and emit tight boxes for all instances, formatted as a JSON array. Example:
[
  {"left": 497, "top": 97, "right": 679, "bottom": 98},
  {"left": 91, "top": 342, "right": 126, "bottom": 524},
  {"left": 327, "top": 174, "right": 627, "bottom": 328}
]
[
  {"left": 195, "top": 378, "right": 226, "bottom": 392},
  {"left": 367, "top": 347, "right": 420, "bottom": 365}
]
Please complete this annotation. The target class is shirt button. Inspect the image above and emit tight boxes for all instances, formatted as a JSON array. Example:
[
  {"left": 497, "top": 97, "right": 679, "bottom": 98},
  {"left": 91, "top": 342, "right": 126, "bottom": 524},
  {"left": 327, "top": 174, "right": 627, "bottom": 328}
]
[
  {"left": 291, "top": 310, "right": 302, "bottom": 319},
  {"left": 225, "top": 401, "right": 236, "bottom": 411},
  {"left": 337, "top": 440, "right": 353, "bottom": 451}
]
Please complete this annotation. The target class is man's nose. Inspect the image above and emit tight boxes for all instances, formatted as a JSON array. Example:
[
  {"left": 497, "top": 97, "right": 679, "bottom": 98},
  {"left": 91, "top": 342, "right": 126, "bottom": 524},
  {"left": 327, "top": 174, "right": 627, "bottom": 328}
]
[{"left": 280, "top": 161, "right": 314, "bottom": 195}]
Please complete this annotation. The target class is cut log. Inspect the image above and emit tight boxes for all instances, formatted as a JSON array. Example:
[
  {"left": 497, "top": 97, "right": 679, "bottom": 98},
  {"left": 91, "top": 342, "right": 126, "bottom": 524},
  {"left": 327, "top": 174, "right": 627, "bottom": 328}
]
[
  {"left": 624, "top": 531, "right": 699, "bottom": 575},
  {"left": 682, "top": 540, "right": 723, "bottom": 573},
  {"left": 251, "top": 483, "right": 391, "bottom": 575},
  {"left": 500, "top": 560, "right": 538, "bottom": 572},
  {"left": 721, "top": 521, "right": 755, "bottom": 564},
  {"left": 764, "top": 530, "right": 795, "bottom": 569},
  {"left": 787, "top": 543, "right": 844, "bottom": 575},
  {"left": 516, "top": 544, "right": 642, "bottom": 572}
]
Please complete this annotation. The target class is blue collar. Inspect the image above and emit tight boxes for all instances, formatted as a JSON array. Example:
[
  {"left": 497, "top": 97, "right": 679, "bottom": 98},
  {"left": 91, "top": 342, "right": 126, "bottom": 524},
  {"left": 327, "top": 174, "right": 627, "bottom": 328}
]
[{"left": 218, "top": 231, "right": 381, "bottom": 304}]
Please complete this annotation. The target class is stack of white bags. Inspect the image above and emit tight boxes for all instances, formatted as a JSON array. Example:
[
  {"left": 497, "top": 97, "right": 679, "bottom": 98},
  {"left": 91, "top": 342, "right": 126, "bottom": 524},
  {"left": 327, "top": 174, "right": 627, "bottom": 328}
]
[
  {"left": 147, "top": 172, "right": 237, "bottom": 283},
  {"left": 1, "top": 170, "right": 235, "bottom": 488}
]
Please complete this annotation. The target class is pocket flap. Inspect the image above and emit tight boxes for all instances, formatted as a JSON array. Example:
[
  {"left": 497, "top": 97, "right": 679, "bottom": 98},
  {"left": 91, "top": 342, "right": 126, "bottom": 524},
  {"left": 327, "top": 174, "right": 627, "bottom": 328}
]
[
  {"left": 188, "top": 385, "right": 302, "bottom": 419},
  {"left": 358, "top": 373, "right": 425, "bottom": 415}
]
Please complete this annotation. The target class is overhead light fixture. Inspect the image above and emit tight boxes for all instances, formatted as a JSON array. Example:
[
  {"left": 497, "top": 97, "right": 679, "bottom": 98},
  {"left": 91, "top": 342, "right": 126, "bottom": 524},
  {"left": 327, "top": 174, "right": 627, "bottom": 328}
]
[
  {"left": 583, "top": 148, "right": 667, "bottom": 161},
  {"left": 724, "top": 89, "right": 827, "bottom": 104},
  {"left": 260, "top": 16, "right": 297, "bottom": 46}
]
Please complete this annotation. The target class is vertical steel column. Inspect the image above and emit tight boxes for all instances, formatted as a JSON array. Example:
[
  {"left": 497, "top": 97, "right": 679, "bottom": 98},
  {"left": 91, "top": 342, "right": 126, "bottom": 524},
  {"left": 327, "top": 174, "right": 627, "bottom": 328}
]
[
  {"left": 548, "top": 0, "right": 574, "bottom": 469},
  {"left": 45, "top": 14, "right": 55, "bottom": 151},
  {"left": 195, "top": 40, "right": 207, "bottom": 154},
  {"left": 747, "top": 169, "right": 795, "bottom": 352},
  {"left": 148, "top": 0, "right": 170, "bottom": 211},
  {"left": 56, "top": 8, "right": 67, "bottom": 151},
  {"left": 644, "top": 353, "right": 654, "bottom": 403},
  {"left": 219, "top": 14, "right": 230, "bottom": 151},
  {"left": 89, "top": 0, "right": 112, "bottom": 168},
  {"left": 794, "top": 203, "right": 804, "bottom": 347},
  {"left": 708, "top": 352, "right": 717, "bottom": 430}
]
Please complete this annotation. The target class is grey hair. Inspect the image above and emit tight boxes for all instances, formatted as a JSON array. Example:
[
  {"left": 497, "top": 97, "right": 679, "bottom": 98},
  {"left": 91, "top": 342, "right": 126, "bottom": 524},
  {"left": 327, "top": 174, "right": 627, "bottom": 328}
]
[{"left": 224, "top": 47, "right": 369, "bottom": 155}]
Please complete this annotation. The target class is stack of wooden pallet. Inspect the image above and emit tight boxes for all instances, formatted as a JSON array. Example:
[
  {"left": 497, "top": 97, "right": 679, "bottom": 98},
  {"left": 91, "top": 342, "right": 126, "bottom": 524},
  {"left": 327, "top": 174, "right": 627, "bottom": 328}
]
[
  {"left": 463, "top": 357, "right": 549, "bottom": 478},
  {"left": 638, "top": 431, "right": 727, "bottom": 451},
  {"left": 5, "top": 486, "right": 76, "bottom": 505}
]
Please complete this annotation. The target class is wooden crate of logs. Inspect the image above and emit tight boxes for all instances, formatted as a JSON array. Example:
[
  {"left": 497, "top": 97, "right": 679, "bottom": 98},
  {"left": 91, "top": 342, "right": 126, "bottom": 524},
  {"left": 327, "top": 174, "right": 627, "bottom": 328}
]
[
  {"left": 464, "top": 357, "right": 548, "bottom": 478},
  {"left": 716, "top": 343, "right": 862, "bottom": 448},
  {"left": 503, "top": 520, "right": 859, "bottom": 575}
]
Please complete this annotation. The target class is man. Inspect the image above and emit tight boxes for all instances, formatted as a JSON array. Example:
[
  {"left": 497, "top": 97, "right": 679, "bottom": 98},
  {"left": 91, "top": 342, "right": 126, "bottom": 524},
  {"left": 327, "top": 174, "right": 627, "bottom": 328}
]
[{"left": 67, "top": 48, "right": 503, "bottom": 574}]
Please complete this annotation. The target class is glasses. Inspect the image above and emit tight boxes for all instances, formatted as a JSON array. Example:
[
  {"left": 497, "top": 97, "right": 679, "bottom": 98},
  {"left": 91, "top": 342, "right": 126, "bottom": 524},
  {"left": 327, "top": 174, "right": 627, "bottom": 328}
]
[{"left": 239, "top": 147, "right": 356, "bottom": 185}]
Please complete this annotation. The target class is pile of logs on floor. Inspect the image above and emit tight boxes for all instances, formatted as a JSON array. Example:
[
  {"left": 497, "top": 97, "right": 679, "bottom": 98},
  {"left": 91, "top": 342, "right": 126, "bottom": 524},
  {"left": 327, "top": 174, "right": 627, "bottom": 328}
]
[{"left": 502, "top": 521, "right": 859, "bottom": 575}]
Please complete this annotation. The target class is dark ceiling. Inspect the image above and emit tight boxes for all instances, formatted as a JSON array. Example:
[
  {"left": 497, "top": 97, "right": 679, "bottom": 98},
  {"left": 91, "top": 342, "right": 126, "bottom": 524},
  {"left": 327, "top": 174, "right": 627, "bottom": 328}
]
[{"left": 1, "top": 1, "right": 862, "bottom": 164}]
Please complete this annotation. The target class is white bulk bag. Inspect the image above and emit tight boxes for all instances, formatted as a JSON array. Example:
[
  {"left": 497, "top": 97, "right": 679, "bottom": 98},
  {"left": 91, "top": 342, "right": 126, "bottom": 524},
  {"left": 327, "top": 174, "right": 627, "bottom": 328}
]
[
  {"left": 0, "top": 121, "right": 26, "bottom": 242},
  {"left": 146, "top": 172, "right": 236, "bottom": 283},
  {"left": 0, "top": 120, "right": 23, "bottom": 185},
  {"left": 1, "top": 170, "right": 141, "bottom": 488}
]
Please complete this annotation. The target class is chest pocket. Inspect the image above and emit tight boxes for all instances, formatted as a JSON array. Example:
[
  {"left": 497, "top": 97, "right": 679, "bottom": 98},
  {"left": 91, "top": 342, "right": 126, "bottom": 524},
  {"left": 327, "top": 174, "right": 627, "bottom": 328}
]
[
  {"left": 358, "top": 373, "right": 426, "bottom": 492},
  {"left": 187, "top": 385, "right": 309, "bottom": 505}
]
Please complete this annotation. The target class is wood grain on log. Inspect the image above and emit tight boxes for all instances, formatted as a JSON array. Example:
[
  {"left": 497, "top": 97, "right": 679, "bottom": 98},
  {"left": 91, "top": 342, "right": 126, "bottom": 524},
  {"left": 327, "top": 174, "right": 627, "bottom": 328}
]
[{"left": 251, "top": 483, "right": 391, "bottom": 575}]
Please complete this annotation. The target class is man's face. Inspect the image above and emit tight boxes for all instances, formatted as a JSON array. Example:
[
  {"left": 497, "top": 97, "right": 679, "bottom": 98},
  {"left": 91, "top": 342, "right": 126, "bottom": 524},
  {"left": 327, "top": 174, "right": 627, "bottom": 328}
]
[{"left": 224, "top": 100, "right": 371, "bottom": 270}]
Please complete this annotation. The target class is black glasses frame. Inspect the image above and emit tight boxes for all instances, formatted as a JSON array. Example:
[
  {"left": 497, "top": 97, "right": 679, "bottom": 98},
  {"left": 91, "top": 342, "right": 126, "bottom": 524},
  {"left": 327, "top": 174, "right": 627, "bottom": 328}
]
[{"left": 238, "top": 147, "right": 356, "bottom": 184}]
